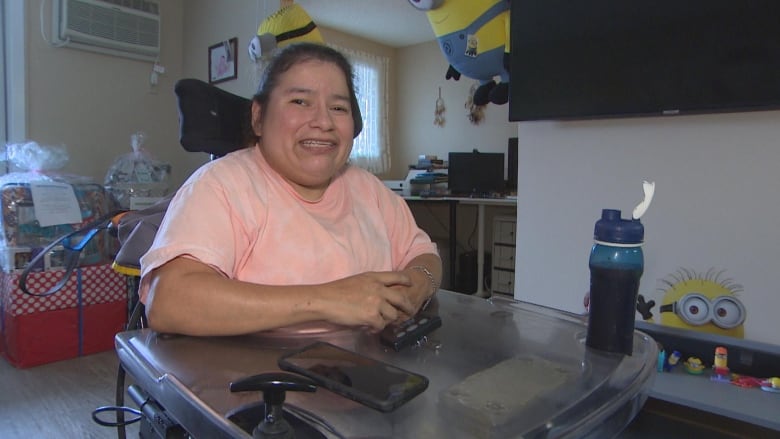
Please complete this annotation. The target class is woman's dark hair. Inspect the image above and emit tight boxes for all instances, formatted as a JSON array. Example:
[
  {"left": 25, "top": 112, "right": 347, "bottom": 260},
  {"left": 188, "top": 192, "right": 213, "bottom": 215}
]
[{"left": 251, "top": 43, "right": 363, "bottom": 139}]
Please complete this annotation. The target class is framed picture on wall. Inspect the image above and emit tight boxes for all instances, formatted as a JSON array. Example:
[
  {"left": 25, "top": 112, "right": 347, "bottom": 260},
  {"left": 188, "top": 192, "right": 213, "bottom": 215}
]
[{"left": 208, "top": 38, "right": 238, "bottom": 84}]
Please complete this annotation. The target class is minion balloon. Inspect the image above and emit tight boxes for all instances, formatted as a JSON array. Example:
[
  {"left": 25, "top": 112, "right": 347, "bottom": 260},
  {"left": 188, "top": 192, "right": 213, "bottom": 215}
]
[
  {"left": 248, "top": 3, "right": 325, "bottom": 62},
  {"left": 408, "top": 0, "right": 510, "bottom": 106}
]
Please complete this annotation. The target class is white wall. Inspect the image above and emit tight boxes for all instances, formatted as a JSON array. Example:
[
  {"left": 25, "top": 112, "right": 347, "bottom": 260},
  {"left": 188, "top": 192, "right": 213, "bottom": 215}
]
[{"left": 514, "top": 111, "right": 780, "bottom": 345}]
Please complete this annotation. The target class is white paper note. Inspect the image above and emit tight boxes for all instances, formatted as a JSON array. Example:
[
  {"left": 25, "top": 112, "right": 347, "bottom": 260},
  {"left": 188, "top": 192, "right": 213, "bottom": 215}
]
[{"left": 29, "top": 181, "right": 82, "bottom": 227}]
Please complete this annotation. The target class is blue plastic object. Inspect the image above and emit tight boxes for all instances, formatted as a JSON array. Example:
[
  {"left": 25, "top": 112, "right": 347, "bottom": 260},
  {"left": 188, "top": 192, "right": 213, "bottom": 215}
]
[{"left": 587, "top": 209, "right": 644, "bottom": 355}]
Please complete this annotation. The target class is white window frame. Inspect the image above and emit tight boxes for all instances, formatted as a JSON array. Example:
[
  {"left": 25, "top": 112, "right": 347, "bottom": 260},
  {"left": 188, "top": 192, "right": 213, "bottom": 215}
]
[
  {"left": 2, "top": 0, "right": 26, "bottom": 144},
  {"left": 1, "top": 0, "right": 6, "bottom": 143},
  {"left": 332, "top": 45, "right": 390, "bottom": 175}
]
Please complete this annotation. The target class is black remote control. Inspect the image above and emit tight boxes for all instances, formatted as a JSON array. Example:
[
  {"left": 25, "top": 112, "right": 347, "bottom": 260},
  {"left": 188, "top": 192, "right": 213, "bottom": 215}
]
[{"left": 380, "top": 313, "right": 442, "bottom": 351}]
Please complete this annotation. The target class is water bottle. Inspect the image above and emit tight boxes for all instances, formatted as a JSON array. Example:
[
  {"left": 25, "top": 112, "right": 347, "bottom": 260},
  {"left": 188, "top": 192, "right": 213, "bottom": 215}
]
[{"left": 586, "top": 209, "right": 644, "bottom": 355}]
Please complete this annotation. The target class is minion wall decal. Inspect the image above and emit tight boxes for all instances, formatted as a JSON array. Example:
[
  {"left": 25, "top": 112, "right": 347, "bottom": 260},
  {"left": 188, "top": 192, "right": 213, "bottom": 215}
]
[
  {"left": 638, "top": 268, "right": 747, "bottom": 338},
  {"left": 407, "top": 0, "right": 510, "bottom": 106}
]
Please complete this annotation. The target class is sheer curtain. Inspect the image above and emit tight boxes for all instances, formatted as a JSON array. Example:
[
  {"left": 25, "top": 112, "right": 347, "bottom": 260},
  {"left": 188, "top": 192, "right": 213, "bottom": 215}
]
[{"left": 332, "top": 45, "right": 390, "bottom": 174}]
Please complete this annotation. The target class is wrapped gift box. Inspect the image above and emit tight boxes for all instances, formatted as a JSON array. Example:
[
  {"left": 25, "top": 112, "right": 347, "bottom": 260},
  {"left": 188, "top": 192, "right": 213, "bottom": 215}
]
[
  {"left": 0, "top": 182, "right": 115, "bottom": 272},
  {"left": 0, "top": 263, "right": 127, "bottom": 368}
]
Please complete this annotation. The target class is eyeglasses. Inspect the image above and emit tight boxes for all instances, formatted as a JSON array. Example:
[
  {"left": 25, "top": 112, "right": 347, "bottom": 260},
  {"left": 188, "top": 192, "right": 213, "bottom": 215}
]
[{"left": 659, "top": 293, "right": 745, "bottom": 329}]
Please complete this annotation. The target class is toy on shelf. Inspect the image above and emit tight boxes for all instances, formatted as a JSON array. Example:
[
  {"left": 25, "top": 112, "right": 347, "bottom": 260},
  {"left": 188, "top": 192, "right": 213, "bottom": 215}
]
[
  {"left": 657, "top": 349, "right": 666, "bottom": 372},
  {"left": 761, "top": 377, "right": 780, "bottom": 394},
  {"left": 730, "top": 374, "right": 763, "bottom": 388},
  {"left": 711, "top": 346, "right": 731, "bottom": 382},
  {"left": 656, "top": 347, "right": 682, "bottom": 373},
  {"left": 684, "top": 357, "right": 705, "bottom": 375},
  {"left": 665, "top": 350, "right": 682, "bottom": 372}
]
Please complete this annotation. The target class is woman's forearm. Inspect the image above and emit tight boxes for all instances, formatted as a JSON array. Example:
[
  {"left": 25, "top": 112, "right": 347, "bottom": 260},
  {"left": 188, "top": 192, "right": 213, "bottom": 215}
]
[
  {"left": 144, "top": 257, "right": 421, "bottom": 336},
  {"left": 145, "top": 259, "right": 327, "bottom": 335}
]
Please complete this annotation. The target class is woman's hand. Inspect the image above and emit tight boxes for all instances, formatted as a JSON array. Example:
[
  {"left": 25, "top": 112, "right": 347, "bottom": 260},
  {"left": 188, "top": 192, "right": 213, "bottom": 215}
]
[{"left": 318, "top": 271, "right": 417, "bottom": 331}]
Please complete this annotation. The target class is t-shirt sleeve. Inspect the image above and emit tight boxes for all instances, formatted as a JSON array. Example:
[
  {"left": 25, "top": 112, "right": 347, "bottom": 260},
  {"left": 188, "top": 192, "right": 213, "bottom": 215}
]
[
  {"left": 373, "top": 180, "right": 439, "bottom": 269},
  {"left": 138, "top": 171, "right": 251, "bottom": 302}
]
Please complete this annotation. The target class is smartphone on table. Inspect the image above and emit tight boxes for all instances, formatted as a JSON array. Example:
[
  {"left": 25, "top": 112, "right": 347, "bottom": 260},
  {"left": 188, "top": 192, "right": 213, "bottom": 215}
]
[{"left": 277, "top": 341, "right": 429, "bottom": 412}]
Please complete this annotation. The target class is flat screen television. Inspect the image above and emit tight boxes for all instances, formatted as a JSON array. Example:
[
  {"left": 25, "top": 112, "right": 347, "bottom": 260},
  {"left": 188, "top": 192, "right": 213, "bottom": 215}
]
[
  {"left": 448, "top": 152, "right": 505, "bottom": 197},
  {"left": 508, "top": 1, "right": 780, "bottom": 121}
]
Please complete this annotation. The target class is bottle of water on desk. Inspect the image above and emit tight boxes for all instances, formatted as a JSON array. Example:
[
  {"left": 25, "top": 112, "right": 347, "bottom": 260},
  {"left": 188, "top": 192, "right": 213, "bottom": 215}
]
[{"left": 586, "top": 182, "right": 655, "bottom": 356}]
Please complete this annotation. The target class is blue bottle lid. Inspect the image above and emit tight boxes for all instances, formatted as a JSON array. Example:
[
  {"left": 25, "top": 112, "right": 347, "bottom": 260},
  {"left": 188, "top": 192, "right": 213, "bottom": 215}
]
[{"left": 594, "top": 209, "right": 644, "bottom": 244}]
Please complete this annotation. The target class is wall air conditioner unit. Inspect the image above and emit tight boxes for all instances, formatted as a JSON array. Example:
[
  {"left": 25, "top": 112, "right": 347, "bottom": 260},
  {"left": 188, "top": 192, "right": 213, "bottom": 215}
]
[{"left": 52, "top": 0, "right": 160, "bottom": 61}]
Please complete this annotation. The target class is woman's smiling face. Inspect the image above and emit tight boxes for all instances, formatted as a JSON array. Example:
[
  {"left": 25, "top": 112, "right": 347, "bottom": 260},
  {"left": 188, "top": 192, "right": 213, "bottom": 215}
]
[{"left": 253, "top": 58, "right": 355, "bottom": 201}]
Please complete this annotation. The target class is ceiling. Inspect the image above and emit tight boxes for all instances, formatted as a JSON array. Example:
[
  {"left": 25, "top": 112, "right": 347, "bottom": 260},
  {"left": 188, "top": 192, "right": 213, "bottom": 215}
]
[{"left": 295, "top": 0, "right": 436, "bottom": 48}]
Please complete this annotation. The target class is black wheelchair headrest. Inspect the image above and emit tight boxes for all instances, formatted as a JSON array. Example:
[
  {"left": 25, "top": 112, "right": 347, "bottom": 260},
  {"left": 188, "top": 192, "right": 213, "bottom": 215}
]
[{"left": 174, "top": 78, "right": 252, "bottom": 157}]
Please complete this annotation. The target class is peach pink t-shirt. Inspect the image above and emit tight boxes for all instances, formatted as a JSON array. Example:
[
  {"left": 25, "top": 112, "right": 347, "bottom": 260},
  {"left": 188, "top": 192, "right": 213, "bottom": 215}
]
[{"left": 138, "top": 146, "right": 437, "bottom": 303}]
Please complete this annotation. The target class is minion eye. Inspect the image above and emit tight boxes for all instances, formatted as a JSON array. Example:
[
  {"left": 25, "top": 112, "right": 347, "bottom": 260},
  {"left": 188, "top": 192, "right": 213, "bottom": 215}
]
[
  {"left": 677, "top": 293, "right": 711, "bottom": 325},
  {"left": 407, "top": 0, "right": 442, "bottom": 11},
  {"left": 711, "top": 296, "right": 746, "bottom": 329}
]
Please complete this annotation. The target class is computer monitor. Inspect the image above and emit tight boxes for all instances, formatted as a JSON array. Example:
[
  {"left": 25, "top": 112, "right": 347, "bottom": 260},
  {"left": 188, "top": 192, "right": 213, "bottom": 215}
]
[{"left": 448, "top": 152, "right": 505, "bottom": 196}]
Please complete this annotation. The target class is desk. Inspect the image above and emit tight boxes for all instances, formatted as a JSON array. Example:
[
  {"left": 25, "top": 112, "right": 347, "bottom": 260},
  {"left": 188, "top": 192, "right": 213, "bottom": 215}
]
[
  {"left": 115, "top": 292, "right": 657, "bottom": 438},
  {"left": 403, "top": 196, "right": 517, "bottom": 297}
]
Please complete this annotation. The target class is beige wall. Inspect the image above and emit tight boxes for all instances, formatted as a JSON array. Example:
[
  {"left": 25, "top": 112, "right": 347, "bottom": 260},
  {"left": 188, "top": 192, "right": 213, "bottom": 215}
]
[
  {"left": 180, "top": 1, "right": 401, "bottom": 177},
  {"left": 22, "top": 2, "right": 517, "bottom": 188},
  {"left": 180, "top": 0, "right": 263, "bottom": 99},
  {"left": 24, "top": 0, "right": 206, "bottom": 190},
  {"left": 394, "top": 40, "right": 517, "bottom": 180},
  {"left": 178, "top": 2, "right": 522, "bottom": 181},
  {"left": 394, "top": 41, "right": 518, "bottom": 290}
]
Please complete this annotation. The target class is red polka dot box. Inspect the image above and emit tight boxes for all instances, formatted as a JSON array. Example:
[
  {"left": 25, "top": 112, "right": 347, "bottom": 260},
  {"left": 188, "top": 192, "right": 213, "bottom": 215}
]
[
  {"left": 0, "top": 264, "right": 128, "bottom": 368},
  {"left": 1, "top": 264, "right": 125, "bottom": 315}
]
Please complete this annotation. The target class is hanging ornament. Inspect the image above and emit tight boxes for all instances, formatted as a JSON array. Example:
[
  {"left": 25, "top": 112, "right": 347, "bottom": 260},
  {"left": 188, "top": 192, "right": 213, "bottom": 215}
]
[
  {"left": 434, "top": 87, "right": 446, "bottom": 127},
  {"left": 465, "top": 82, "right": 485, "bottom": 125}
]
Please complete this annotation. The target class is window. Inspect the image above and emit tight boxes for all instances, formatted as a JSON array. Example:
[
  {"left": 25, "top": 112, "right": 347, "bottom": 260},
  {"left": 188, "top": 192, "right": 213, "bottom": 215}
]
[{"left": 333, "top": 45, "right": 390, "bottom": 175}]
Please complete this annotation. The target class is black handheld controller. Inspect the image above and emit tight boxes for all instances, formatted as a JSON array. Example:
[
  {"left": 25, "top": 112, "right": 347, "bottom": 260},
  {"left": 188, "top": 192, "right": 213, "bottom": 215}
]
[{"left": 380, "top": 313, "right": 442, "bottom": 351}]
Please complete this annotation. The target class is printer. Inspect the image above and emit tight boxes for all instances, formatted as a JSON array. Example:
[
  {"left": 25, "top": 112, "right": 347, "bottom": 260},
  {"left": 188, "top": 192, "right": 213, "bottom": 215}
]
[{"left": 383, "top": 168, "right": 448, "bottom": 196}]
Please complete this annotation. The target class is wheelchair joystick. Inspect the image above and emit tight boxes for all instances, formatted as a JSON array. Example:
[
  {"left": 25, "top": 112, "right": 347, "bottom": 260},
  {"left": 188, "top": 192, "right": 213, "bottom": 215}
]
[{"left": 230, "top": 372, "right": 317, "bottom": 439}]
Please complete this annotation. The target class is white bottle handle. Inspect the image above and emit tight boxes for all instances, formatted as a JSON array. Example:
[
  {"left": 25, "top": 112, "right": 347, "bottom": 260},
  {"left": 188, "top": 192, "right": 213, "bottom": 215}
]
[{"left": 632, "top": 181, "right": 655, "bottom": 220}]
